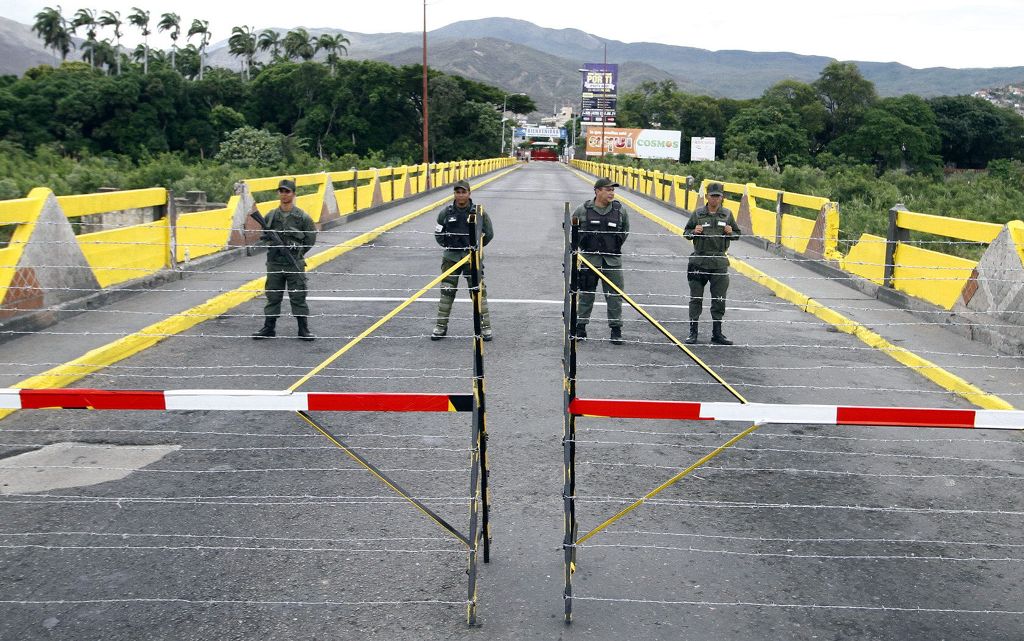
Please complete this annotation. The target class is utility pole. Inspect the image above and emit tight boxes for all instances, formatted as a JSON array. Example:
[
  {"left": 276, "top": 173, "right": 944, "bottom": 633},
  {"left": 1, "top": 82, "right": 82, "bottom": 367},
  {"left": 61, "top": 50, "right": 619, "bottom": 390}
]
[{"left": 422, "top": 0, "right": 429, "bottom": 172}]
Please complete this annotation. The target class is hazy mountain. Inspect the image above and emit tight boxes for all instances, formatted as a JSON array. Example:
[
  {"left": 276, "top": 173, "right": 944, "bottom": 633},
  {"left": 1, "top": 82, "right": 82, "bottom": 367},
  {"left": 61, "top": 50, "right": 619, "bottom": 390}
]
[
  {"left": 0, "top": 16, "right": 71, "bottom": 74},
  {"left": 7, "top": 14, "right": 1024, "bottom": 111}
]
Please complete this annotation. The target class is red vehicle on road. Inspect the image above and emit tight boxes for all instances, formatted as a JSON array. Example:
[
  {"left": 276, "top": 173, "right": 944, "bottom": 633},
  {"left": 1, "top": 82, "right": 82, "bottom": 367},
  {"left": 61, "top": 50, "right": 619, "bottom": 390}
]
[{"left": 530, "top": 148, "right": 559, "bottom": 161}]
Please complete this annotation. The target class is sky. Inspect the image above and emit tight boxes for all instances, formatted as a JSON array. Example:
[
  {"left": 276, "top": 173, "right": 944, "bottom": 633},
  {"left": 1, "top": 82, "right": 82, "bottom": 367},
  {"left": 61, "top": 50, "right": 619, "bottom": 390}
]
[{"left": 6, "top": 0, "right": 1024, "bottom": 69}]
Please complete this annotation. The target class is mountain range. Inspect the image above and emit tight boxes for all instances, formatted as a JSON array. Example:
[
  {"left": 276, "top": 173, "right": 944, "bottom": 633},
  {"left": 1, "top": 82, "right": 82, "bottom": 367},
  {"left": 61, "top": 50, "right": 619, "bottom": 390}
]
[{"left": 5, "top": 15, "right": 1024, "bottom": 112}]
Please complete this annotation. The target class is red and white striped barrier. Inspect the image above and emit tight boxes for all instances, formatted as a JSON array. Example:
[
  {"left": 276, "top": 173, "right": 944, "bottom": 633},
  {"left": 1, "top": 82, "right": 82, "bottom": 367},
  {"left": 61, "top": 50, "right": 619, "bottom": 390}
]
[
  {"left": 570, "top": 398, "right": 1023, "bottom": 430},
  {"left": 0, "top": 388, "right": 473, "bottom": 413}
]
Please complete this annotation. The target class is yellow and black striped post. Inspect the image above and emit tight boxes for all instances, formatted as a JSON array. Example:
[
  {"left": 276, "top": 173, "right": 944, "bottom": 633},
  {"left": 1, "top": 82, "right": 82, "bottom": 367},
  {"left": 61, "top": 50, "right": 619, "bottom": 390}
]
[
  {"left": 561, "top": 202, "right": 580, "bottom": 623},
  {"left": 464, "top": 206, "right": 489, "bottom": 625}
]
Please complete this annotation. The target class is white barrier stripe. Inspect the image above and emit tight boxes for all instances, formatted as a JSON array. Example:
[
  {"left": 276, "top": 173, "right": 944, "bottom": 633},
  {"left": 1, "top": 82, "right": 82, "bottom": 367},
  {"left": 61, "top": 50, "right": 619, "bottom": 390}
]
[
  {"left": 0, "top": 389, "right": 21, "bottom": 410},
  {"left": 164, "top": 392, "right": 308, "bottom": 412},
  {"left": 701, "top": 403, "right": 838, "bottom": 424},
  {"left": 974, "top": 410, "right": 1024, "bottom": 430}
]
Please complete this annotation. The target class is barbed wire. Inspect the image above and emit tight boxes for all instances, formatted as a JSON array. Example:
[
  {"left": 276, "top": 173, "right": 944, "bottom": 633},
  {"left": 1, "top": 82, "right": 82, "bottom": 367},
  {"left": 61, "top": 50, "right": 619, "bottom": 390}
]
[
  {"left": 570, "top": 595, "right": 1024, "bottom": 615},
  {"left": 571, "top": 439, "right": 1024, "bottom": 465},
  {"left": 579, "top": 461, "right": 1024, "bottom": 481}
]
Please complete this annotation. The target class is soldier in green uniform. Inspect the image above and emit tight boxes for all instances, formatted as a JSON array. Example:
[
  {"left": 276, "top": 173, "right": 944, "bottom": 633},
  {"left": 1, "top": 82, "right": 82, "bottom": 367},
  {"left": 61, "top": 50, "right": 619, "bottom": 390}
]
[
  {"left": 431, "top": 180, "right": 494, "bottom": 341},
  {"left": 682, "top": 182, "right": 741, "bottom": 345},
  {"left": 251, "top": 178, "right": 318, "bottom": 341},
  {"left": 573, "top": 177, "right": 630, "bottom": 345}
]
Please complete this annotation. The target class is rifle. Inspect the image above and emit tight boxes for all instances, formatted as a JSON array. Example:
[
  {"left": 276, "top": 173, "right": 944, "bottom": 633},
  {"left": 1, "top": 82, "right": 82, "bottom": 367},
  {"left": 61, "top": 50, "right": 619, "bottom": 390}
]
[{"left": 250, "top": 209, "right": 305, "bottom": 274}]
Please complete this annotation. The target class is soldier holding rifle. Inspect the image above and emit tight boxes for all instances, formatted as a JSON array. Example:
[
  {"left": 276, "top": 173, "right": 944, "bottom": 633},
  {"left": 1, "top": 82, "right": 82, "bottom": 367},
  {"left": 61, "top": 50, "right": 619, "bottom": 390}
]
[{"left": 250, "top": 178, "right": 318, "bottom": 341}]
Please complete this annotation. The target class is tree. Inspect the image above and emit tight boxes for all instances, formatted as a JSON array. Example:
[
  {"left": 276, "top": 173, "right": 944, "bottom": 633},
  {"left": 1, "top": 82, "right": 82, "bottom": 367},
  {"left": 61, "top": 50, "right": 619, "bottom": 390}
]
[
  {"left": 813, "top": 61, "right": 878, "bottom": 143},
  {"left": 928, "top": 96, "right": 1024, "bottom": 168},
  {"left": 187, "top": 19, "right": 211, "bottom": 81},
  {"left": 157, "top": 12, "right": 181, "bottom": 70},
  {"left": 831, "top": 96, "right": 941, "bottom": 174},
  {"left": 283, "top": 29, "right": 315, "bottom": 62},
  {"left": 71, "top": 8, "right": 99, "bottom": 69},
  {"left": 725, "top": 104, "right": 810, "bottom": 166},
  {"left": 228, "top": 26, "right": 258, "bottom": 80},
  {"left": 761, "top": 79, "right": 829, "bottom": 154},
  {"left": 97, "top": 10, "right": 123, "bottom": 75},
  {"left": 32, "top": 6, "right": 74, "bottom": 63},
  {"left": 257, "top": 29, "right": 283, "bottom": 63},
  {"left": 214, "top": 126, "right": 285, "bottom": 166},
  {"left": 81, "top": 39, "right": 118, "bottom": 75},
  {"left": 175, "top": 44, "right": 200, "bottom": 80},
  {"left": 127, "top": 7, "right": 151, "bottom": 74},
  {"left": 313, "top": 33, "right": 350, "bottom": 75}
]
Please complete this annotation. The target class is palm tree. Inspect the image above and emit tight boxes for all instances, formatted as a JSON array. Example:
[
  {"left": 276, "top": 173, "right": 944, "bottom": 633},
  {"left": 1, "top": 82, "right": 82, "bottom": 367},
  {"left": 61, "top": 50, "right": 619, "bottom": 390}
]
[
  {"left": 71, "top": 8, "right": 99, "bottom": 68},
  {"left": 257, "top": 29, "right": 282, "bottom": 63},
  {"left": 82, "top": 38, "right": 117, "bottom": 74},
  {"left": 175, "top": 43, "right": 200, "bottom": 79},
  {"left": 187, "top": 18, "right": 211, "bottom": 80},
  {"left": 132, "top": 43, "right": 164, "bottom": 66},
  {"left": 97, "top": 10, "right": 123, "bottom": 74},
  {"left": 32, "top": 6, "right": 74, "bottom": 63},
  {"left": 157, "top": 12, "right": 180, "bottom": 70},
  {"left": 283, "top": 28, "right": 315, "bottom": 62},
  {"left": 313, "top": 32, "right": 350, "bottom": 75},
  {"left": 228, "top": 25, "right": 257, "bottom": 80},
  {"left": 127, "top": 7, "right": 151, "bottom": 74}
]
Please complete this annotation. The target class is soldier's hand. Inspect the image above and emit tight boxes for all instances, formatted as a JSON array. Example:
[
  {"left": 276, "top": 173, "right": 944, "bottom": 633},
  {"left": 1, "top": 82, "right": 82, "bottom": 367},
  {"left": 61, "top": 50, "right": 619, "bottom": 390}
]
[
  {"left": 724, "top": 224, "right": 733, "bottom": 235},
  {"left": 693, "top": 224, "right": 704, "bottom": 234}
]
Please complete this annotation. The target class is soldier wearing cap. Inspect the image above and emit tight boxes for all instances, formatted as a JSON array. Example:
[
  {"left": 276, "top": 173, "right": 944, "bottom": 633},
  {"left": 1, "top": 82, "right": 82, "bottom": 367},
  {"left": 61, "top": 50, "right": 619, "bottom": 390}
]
[
  {"left": 252, "top": 178, "right": 318, "bottom": 341},
  {"left": 431, "top": 180, "right": 494, "bottom": 341},
  {"left": 682, "top": 182, "right": 741, "bottom": 345},
  {"left": 572, "top": 177, "right": 630, "bottom": 345}
]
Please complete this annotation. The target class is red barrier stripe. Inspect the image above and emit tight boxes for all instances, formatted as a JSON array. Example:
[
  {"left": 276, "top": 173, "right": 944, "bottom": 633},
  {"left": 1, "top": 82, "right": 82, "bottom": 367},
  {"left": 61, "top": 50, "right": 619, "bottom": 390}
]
[
  {"left": 20, "top": 389, "right": 167, "bottom": 411},
  {"left": 307, "top": 393, "right": 468, "bottom": 412},
  {"left": 836, "top": 406, "right": 976, "bottom": 429},
  {"left": 571, "top": 398, "right": 705, "bottom": 420}
]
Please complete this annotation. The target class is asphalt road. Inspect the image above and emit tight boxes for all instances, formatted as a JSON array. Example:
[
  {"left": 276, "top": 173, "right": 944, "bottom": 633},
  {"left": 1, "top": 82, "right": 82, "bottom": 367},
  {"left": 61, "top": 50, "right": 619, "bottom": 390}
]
[{"left": 1, "top": 162, "right": 1022, "bottom": 640}]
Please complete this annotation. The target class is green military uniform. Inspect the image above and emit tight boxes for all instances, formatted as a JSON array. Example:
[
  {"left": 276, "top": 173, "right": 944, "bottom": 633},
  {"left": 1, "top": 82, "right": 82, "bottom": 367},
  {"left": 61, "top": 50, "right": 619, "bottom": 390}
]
[
  {"left": 433, "top": 199, "right": 493, "bottom": 336},
  {"left": 683, "top": 204, "right": 741, "bottom": 323},
  {"left": 263, "top": 205, "right": 317, "bottom": 319},
  {"left": 573, "top": 199, "right": 630, "bottom": 328}
]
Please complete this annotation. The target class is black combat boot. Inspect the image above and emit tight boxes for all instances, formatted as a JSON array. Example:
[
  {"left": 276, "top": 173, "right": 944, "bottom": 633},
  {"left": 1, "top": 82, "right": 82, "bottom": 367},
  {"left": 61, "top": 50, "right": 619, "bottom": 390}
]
[
  {"left": 297, "top": 317, "right": 315, "bottom": 341},
  {"left": 575, "top": 324, "right": 587, "bottom": 340},
  {"left": 711, "top": 321, "right": 733, "bottom": 345},
  {"left": 684, "top": 321, "right": 699, "bottom": 344},
  {"left": 252, "top": 317, "right": 277, "bottom": 339},
  {"left": 610, "top": 326, "right": 623, "bottom": 345}
]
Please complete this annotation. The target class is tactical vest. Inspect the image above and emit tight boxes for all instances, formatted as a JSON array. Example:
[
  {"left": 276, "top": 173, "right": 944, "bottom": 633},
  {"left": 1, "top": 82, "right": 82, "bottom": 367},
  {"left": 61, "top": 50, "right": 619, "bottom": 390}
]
[
  {"left": 440, "top": 204, "right": 476, "bottom": 249},
  {"left": 580, "top": 201, "right": 624, "bottom": 255}
]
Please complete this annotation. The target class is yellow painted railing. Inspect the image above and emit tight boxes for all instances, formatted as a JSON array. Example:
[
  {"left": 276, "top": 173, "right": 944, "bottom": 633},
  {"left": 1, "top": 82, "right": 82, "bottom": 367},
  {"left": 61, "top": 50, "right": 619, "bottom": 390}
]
[
  {"left": 0, "top": 158, "right": 516, "bottom": 310},
  {"left": 572, "top": 159, "right": 1022, "bottom": 311}
]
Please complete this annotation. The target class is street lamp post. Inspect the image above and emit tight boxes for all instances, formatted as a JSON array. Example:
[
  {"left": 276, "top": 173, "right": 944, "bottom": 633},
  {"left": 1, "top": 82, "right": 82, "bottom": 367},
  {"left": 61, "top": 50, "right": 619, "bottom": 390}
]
[{"left": 501, "top": 92, "right": 525, "bottom": 156}]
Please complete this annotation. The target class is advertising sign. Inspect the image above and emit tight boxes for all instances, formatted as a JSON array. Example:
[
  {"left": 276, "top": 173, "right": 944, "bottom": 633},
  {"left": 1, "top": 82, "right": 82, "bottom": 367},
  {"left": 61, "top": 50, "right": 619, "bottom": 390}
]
[
  {"left": 690, "top": 137, "right": 717, "bottom": 161},
  {"left": 580, "top": 63, "right": 618, "bottom": 125},
  {"left": 585, "top": 127, "right": 682, "bottom": 160}
]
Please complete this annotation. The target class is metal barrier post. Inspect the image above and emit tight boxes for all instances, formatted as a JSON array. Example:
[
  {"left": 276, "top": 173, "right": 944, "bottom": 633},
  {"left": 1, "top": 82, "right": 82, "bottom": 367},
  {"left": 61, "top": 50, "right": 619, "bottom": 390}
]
[
  {"left": 561, "top": 201, "right": 580, "bottom": 624},
  {"left": 884, "top": 204, "right": 909, "bottom": 288}
]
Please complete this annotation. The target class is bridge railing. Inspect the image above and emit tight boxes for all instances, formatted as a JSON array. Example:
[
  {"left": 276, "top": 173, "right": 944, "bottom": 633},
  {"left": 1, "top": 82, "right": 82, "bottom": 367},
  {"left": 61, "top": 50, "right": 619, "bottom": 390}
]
[{"left": 0, "top": 158, "right": 516, "bottom": 322}]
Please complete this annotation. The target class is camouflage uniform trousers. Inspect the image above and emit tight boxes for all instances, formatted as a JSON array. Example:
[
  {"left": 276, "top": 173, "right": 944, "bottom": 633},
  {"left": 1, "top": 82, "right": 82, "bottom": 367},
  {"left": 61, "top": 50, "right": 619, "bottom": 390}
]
[{"left": 435, "top": 257, "right": 490, "bottom": 330}]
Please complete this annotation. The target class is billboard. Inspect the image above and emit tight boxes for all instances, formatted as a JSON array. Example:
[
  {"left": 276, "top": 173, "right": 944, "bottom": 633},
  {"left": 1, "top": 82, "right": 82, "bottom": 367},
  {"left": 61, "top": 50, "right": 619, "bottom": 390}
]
[
  {"left": 580, "top": 63, "right": 617, "bottom": 125},
  {"left": 585, "top": 127, "right": 682, "bottom": 160},
  {"left": 690, "top": 137, "right": 717, "bottom": 161},
  {"left": 516, "top": 126, "right": 566, "bottom": 139}
]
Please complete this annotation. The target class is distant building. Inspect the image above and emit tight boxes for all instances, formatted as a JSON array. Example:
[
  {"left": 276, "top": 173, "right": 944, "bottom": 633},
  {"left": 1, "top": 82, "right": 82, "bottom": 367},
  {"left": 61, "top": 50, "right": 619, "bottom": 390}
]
[{"left": 540, "top": 106, "right": 575, "bottom": 128}]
